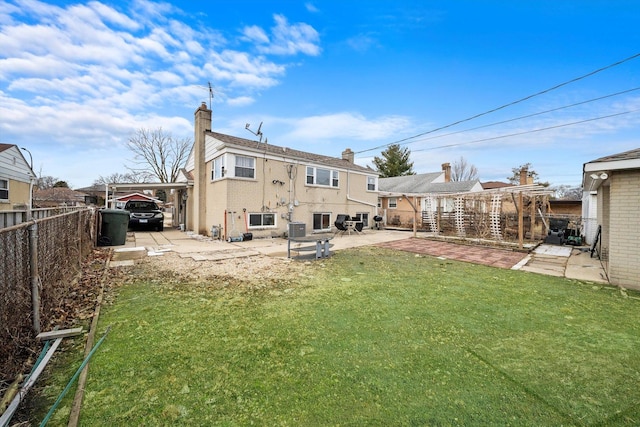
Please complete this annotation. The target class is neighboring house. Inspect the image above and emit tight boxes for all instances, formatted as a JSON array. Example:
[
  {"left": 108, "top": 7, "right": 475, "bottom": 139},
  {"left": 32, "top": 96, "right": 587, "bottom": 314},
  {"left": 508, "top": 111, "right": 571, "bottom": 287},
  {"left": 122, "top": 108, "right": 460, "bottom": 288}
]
[
  {"left": 113, "top": 192, "right": 161, "bottom": 209},
  {"left": 181, "top": 103, "right": 379, "bottom": 239},
  {"left": 378, "top": 163, "right": 483, "bottom": 227},
  {"left": 0, "top": 143, "right": 36, "bottom": 210},
  {"left": 582, "top": 147, "right": 640, "bottom": 289},
  {"left": 33, "top": 187, "right": 88, "bottom": 208}
]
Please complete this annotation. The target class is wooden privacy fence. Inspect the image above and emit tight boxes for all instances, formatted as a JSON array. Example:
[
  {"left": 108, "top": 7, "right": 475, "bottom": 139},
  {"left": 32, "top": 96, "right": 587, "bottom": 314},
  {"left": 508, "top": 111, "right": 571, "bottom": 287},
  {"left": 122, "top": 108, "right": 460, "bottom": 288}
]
[{"left": 0, "top": 209, "right": 96, "bottom": 381}]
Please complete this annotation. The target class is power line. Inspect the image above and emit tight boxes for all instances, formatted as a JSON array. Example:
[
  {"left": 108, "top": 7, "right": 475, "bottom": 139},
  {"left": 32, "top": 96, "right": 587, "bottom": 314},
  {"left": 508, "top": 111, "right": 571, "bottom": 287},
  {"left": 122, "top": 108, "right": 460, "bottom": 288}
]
[
  {"left": 395, "top": 86, "right": 640, "bottom": 146},
  {"left": 410, "top": 108, "right": 640, "bottom": 153},
  {"left": 355, "top": 52, "right": 640, "bottom": 155}
]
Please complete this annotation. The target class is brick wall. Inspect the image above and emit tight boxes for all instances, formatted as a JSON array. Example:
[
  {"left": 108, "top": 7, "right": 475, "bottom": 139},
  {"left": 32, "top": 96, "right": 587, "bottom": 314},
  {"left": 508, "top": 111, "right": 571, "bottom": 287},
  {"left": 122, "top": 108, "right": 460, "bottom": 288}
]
[{"left": 607, "top": 170, "right": 640, "bottom": 288}]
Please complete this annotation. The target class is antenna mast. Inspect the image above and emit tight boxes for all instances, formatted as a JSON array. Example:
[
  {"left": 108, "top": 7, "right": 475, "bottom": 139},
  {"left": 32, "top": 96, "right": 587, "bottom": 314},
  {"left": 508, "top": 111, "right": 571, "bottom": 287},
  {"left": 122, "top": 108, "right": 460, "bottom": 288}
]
[
  {"left": 208, "top": 81, "right": 213, "bottom": 109},
  {"left": 245, "top": 122, "right": 265, "bottom": 143}
]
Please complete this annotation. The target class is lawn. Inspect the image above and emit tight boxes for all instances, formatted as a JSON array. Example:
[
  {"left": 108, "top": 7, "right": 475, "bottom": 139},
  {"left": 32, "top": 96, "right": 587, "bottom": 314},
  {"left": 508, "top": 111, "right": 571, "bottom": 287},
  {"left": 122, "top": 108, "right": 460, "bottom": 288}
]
[{"left": 37, "top": 246, "right": 640, "bottom": 425}]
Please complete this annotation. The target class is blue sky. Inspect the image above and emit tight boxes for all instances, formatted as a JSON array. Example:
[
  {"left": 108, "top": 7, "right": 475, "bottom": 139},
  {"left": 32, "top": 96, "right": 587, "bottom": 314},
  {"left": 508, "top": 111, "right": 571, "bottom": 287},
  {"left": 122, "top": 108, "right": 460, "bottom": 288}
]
[{"left": 1, "top": 1, "right": 639, "bottom": 189}]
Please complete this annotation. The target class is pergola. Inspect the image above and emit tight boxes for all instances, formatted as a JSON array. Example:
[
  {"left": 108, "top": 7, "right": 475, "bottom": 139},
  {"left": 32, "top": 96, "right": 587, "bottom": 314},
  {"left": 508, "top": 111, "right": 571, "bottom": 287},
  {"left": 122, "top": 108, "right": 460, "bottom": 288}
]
[{"left": 380, "top": 184, "right": 555, "bottom": 249}]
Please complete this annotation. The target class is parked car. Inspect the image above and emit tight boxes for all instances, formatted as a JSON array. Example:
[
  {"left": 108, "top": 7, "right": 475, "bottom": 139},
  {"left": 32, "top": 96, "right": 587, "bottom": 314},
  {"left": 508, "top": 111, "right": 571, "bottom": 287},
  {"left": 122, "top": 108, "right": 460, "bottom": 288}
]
[{"left": 124, "top": 200, "right": 164, "bottom": 231}]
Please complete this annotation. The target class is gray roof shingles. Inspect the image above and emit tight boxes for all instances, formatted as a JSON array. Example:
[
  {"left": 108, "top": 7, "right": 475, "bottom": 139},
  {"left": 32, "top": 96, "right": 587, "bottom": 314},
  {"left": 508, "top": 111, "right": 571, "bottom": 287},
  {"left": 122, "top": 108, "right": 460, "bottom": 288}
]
[
  {"left": 208, "top": 131, "right": 375, "bottom": 174},
  {"left": 379, "top": 173, "right": 480, "bottom": 194},
  {"left": 591, "top": 148, "right": 640, "bottom": 163}
]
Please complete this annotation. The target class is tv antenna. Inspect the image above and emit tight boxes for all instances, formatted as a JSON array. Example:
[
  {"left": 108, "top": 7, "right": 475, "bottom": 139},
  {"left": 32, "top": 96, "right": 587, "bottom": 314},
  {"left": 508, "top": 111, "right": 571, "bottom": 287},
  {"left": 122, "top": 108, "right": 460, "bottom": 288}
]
[
  {"left": 245, "top": 122, "right": 266, "bottom": 143},
  {"left": 207, "top": 81, "right": 213, "bottom": 109}
]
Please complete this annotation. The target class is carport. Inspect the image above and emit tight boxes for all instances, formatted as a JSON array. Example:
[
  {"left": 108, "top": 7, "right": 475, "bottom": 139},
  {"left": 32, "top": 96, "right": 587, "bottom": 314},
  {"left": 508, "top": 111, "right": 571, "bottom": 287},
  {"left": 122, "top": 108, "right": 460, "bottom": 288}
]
[{"left": 105, "top": 182, "right": 191, "bottom": 229}]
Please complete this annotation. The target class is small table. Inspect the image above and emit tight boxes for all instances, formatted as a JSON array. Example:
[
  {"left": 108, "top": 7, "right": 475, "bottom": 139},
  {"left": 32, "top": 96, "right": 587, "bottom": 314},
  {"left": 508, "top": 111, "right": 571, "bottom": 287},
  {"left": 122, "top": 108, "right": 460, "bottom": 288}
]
[{"left": 342, "top": 220, "right": 362, "bottom": 235}]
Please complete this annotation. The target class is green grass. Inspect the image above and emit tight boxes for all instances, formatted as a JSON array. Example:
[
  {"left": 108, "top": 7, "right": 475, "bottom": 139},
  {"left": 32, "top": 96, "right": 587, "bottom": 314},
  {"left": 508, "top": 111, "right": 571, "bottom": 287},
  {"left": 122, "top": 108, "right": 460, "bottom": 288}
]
[{"left": 38, "top": 247, "right": 640, "bottom": 426}]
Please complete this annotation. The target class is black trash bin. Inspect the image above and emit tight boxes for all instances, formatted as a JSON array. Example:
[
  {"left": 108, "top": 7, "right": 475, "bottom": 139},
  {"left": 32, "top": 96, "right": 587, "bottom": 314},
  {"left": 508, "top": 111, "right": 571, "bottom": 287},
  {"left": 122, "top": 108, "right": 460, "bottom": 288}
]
[{"left": 99, "top": 209, "right": 129, "bottom": 246}]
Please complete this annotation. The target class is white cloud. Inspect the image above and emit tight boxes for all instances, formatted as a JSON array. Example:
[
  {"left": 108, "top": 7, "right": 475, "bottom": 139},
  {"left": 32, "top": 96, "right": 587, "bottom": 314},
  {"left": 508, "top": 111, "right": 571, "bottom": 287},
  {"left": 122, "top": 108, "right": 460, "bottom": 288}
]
[
  {"left": 284, "top": 112, "right": 412, "bottom": 141},
  {"left": 246, "top": 14, "right": 321, "bottom": 56},
  {"left": 305, "top": 3, "right": 319, "bottom": 13},
  {"left": 227, "top": 96, "right": 254, "bottom": 107}
]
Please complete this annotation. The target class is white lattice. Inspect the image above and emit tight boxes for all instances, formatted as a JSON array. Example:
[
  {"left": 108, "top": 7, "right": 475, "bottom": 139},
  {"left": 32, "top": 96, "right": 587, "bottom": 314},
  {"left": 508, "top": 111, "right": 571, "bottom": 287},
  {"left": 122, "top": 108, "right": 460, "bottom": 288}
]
[
  {"left": 490, "top": 193, "right": 503, "bottom": 240},
  {"left": 422, "top": 196, "right": 439, "bottom": 233},
  {"left": 455, "top": 197, "right": 466, "bottom": 237}
]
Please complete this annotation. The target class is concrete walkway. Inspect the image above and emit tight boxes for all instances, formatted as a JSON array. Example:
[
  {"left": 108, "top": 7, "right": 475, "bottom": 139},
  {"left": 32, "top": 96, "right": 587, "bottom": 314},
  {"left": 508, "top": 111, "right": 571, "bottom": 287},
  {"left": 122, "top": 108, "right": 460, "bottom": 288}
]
[{"left": 110, "top": 227, "right": 609, "bottom": 284}]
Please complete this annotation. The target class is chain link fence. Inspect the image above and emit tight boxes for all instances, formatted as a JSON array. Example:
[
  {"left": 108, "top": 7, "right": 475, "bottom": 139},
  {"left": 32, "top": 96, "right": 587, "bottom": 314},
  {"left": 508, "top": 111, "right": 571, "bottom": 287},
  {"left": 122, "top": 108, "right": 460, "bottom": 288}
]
[{"left": 0, "top": 209, "right": 97, "bottom": 381}]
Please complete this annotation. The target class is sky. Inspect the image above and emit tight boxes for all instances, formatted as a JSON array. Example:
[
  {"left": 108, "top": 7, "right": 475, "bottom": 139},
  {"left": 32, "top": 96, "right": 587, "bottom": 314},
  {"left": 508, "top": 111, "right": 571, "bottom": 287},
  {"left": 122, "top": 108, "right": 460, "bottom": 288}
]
[{"left": 1, "top": 0, "right": 639, "bottom": 189}]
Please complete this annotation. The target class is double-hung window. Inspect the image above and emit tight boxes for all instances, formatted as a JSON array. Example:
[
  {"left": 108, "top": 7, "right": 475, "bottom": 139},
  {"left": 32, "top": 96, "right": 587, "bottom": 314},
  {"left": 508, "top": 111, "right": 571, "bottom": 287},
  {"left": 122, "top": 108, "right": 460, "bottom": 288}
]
[
  {"left": 306, "top": 166, "right": 339, "bottom": 188},
  {"left": 248, "top": 212, "right": 276, "bottom": 228},
  {"left": 367, "top": 176, "right": 377, "bottom": 191},
  {"left": 211, "top": 155, "right": 225, "bottom": 180},
  {"left": 388, "top": 197, "right": 397, "bottom": 209},
  {"left": 235, "top": 156, "right": 255, "bottom": 178},
  {"left": 0, "top": 179, "right": 8, "bottom": 201}
]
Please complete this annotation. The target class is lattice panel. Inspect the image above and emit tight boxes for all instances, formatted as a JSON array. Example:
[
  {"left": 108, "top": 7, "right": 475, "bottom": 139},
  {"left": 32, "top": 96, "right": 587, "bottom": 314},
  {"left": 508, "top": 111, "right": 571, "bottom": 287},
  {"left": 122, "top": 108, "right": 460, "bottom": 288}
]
[
  {"left": 422, "top": 196, "right": 439, "bottom": 233},
  {"left": 490, "top": 193, "right": 503, "bottom": 240},
  {"left": 455, "top": 197, "right": 466, "bottom": 237}
]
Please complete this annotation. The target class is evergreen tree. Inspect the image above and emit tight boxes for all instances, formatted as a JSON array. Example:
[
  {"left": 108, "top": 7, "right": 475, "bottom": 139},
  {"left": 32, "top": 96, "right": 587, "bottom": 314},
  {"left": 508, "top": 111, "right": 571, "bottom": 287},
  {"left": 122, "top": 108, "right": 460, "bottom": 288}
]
[{"left": 372, "top": 144, "right": 415, "bottom": 177}]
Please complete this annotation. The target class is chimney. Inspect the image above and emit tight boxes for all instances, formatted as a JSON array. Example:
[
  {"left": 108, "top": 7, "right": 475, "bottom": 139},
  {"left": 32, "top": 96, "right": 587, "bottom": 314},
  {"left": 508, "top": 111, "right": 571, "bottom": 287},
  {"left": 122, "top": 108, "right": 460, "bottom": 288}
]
[
  {"left": 342, "top": 148, "right": 354, "bottom": 163},
  {"left": 193, "top": 102, "right": 211, "bottom": 235},
  {"left": 519, "top": 166, "right": 528, "bottom": 185},
  {"left": 442, "top": 162, "right": 451, "bottom": 182}
]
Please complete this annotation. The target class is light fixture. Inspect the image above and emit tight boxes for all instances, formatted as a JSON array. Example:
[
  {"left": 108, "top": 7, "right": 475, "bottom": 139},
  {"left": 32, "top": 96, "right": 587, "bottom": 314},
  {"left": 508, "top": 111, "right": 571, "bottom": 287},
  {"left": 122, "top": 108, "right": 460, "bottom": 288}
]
[{"left": 590, "top": 172, "right": 609, "bottom": 180}]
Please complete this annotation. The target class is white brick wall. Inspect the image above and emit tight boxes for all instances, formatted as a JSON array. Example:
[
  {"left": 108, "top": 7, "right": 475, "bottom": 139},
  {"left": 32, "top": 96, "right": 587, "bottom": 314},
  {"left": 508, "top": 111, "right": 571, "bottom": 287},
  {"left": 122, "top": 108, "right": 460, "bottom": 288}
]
[{"left": 607, "top": 170, "right": 640, "bottom": 288}]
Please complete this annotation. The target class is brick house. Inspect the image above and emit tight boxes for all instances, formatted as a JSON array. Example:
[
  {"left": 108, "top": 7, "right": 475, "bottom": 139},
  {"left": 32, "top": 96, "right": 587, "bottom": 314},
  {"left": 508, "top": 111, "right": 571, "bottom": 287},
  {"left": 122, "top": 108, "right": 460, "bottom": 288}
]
[
  {"left": 582, "top": 148, "right": 640, "bottom": 289},
  {"left": 0, "top": 143, "right": 35, "bottom": 210},
  {"left": 182, "top": 103, "right": 379, "bottom": 239}
]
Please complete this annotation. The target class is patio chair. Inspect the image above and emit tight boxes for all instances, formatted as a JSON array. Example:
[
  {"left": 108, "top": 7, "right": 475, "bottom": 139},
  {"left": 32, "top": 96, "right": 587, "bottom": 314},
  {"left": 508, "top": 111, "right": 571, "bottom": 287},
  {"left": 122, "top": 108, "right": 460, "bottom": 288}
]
[{"left": 334, "top": 214, "right": 350, "bottom": 235}]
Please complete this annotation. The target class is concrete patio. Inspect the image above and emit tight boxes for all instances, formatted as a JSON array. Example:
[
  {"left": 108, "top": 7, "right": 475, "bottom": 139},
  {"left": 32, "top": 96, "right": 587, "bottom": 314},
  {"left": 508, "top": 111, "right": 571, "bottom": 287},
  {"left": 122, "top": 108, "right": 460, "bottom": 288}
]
[{"left": 109, "top": 227, "right": 609, "bottom": 285}]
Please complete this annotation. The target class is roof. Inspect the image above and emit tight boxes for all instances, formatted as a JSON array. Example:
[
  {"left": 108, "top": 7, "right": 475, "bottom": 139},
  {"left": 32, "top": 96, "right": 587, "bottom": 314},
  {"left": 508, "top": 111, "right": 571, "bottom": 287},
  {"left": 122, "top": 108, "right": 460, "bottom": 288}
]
[
  {"left": 481, "top": 181, "right": 513, "bottom": 190},
  {"left": 34, "top": 187, "right": 87, "bottom": 203},
  {"left": 0, "top": 143, "right": 13, "bottom": 153},
  {"left": 590, "top": 148, "right": 640, "bottom": 163},
  {"left": 378, "top": 172, "right": 442, "bottom": 193},
  {"left": 206, "top": 131, "right": 376, "bottom": 174},
  {"left": 583, "top": 147, "right": 640, "bottom": 189}
]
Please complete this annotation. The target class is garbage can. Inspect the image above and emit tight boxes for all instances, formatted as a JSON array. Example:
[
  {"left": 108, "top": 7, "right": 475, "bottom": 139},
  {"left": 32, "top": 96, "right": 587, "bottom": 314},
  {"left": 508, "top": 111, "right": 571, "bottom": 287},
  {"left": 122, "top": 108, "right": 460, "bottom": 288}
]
[{"left": 99, "top": 209, "right": 129, "bottom": 246}]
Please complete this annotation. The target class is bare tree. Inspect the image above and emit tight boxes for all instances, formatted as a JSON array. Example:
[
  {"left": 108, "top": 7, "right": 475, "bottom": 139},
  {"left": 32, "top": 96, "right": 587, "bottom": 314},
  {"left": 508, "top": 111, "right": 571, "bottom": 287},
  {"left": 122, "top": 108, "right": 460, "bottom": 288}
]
[
  {"left": 551, "top": 184, "right": 583, "bottom": 200},
  {"left": 93, "top": 172, "right": 153, "bottom": 186},
  {"left": 451, "top": 156, "right": 479, "bottom": 181},
  {"left": 126, "top": 128, "right": 192, "bottom": 183}
]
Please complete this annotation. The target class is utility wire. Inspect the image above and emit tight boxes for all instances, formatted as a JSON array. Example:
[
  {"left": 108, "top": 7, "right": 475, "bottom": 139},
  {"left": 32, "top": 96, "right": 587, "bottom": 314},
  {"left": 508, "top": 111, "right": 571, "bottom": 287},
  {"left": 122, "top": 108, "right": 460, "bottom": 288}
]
[
  {"left": 393, "top": 86, "right": 640, "bottom": 147},
  {"left": 410, "top": 108, "right": 640, "bottom": 153},
  {"left": 355, "top": 52, "right": 640, "bottom": 155}
]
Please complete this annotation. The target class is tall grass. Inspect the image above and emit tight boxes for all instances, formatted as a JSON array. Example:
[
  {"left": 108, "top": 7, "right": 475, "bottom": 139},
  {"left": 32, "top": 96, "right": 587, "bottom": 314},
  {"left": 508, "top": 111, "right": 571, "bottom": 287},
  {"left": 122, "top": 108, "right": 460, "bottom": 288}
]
[{"left": 38, "top": 247, "right": 640, "bottom": 425}]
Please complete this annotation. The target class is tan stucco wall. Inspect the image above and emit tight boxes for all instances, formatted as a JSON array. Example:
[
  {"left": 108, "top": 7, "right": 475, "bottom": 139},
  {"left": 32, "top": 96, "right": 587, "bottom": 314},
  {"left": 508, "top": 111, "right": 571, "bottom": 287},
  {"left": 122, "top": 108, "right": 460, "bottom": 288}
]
[
  {"left": 198, "top": 156, "right": 377, "bottom": 239},
  {"left": 606, "top": 171, "right": 640, "bottom": 289},
  {"left": 0, "top": 179, "right": 31, "bottom": 211}
]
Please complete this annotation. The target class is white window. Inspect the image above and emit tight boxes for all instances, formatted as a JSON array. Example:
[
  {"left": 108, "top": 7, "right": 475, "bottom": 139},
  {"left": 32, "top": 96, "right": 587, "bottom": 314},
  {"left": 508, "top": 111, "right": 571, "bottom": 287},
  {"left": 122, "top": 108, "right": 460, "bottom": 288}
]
[
  {"left": 306, "top": 166, "right": 339, "bottom": 188},
  {"left": 0, "top": 179, "right": 8, "bottom": 200},
  {"left": 235, "top": 156, "right": 255, "bottom": 179},
  {"left": 313, "top": 213, "right": 331, "bottom": 231},
  {"left": 354, "top": 212, "right": 369, "bottom": 227},
  {"left": 212, "top": 155, "right": 226, "bottom": 180},
  {"left": 367, "top": 176, "right": 377, "bottom": 191},
  {"left": 248, "top": 212, "right": 276, "bottom": 228},
  {"left": 388, "top": 197, "right": 397, "bottom": 209},
  {"left": 377, "top": 198, "right": 381, "bottom": 208}
]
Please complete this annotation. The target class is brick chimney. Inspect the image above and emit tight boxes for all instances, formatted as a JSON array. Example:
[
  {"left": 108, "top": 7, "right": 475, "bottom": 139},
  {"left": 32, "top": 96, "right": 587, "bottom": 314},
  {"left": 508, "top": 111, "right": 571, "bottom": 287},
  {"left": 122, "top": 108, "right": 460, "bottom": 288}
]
[
  {"left": 342, "top": 148, "right": 354, "bottom": 163},
  {"left": 442, "top": 162, "right": 451, "bottom": 182},
  {"left": 193, "top": 102, "right": 211, "bottom": 235},
  {"left": 519, "top": 166, "right": 528, "bottom": 185}
]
